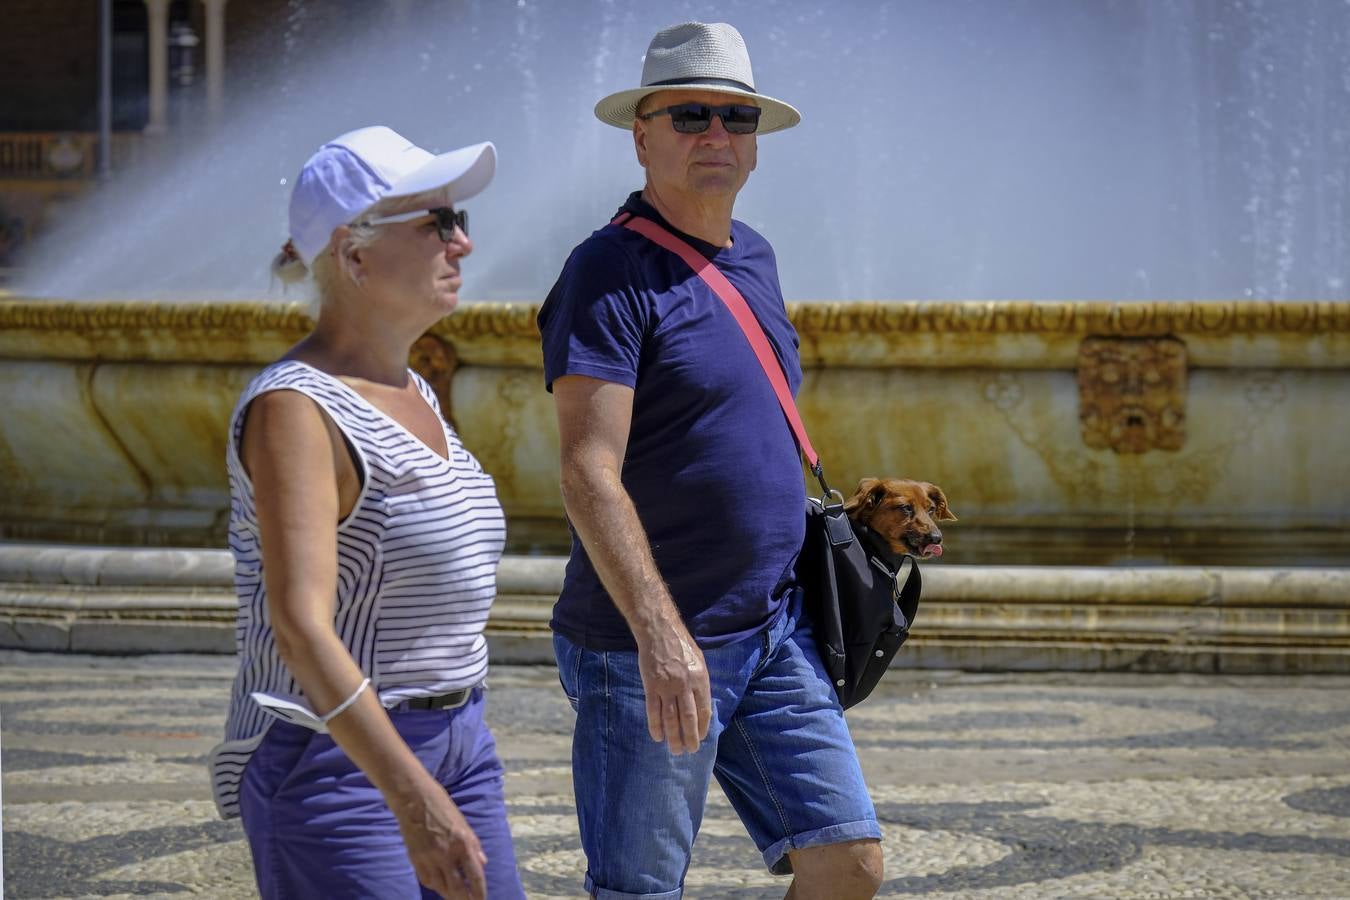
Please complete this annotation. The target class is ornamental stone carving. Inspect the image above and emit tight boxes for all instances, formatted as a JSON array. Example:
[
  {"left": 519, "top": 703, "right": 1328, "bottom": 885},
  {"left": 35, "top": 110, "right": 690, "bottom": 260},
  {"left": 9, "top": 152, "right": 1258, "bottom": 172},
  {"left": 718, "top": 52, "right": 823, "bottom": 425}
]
[
  {"left": 1077, "top": 337, "right": 1187, "bottom": 454},
  {"left": 3, "top": 299, "right": 1349, "bottom": 340}
]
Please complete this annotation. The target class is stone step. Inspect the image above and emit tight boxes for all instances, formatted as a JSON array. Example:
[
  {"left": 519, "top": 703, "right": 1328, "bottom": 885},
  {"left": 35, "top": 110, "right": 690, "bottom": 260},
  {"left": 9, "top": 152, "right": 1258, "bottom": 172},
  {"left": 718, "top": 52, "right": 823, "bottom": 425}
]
[{"left": 2, "top": 543, "right": 1348, "bottom": 672}]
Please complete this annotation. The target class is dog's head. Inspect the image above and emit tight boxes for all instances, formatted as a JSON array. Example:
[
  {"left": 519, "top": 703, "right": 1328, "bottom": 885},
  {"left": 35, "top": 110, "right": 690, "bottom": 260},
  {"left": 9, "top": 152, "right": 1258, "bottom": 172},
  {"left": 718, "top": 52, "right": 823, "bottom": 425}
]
[{"left": 843, "top": 477, "right": 958, "bottom": 559}]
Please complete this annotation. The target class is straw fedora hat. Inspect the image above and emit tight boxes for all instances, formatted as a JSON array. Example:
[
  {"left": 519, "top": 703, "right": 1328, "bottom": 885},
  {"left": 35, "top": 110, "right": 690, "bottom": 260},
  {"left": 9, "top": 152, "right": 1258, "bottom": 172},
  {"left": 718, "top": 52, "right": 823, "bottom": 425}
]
[{"left": 594, "top": 22, "right": 801, "bottom": 135}]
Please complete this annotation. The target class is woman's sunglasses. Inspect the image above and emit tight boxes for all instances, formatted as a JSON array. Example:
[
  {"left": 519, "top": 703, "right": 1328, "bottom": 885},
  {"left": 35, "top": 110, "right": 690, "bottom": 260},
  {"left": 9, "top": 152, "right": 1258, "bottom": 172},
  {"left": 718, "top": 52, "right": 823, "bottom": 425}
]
[
  {"left": 363, "top": 207, "right": 468, "bottom": 242},
  {"left": 638, "top": 102, "right": 762, "bottom": 135}
]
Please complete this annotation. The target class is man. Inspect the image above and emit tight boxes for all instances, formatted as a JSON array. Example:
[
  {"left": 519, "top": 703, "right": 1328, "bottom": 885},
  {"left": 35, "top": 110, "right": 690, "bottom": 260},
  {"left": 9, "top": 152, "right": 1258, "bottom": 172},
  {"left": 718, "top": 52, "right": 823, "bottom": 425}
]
[{"left": 538, "top": 22, "right": 884, "bottom": 900}]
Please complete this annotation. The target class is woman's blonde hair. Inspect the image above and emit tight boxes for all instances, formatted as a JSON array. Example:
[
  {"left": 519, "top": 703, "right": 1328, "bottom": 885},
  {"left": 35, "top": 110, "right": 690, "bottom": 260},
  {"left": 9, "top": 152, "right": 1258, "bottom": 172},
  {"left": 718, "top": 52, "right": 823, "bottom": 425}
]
[
  {"left": 270, "top": 222, "right": 381, "bottom": 296},
  {"left": 269, "top": 185, "right": 455, "bottom": 304}
]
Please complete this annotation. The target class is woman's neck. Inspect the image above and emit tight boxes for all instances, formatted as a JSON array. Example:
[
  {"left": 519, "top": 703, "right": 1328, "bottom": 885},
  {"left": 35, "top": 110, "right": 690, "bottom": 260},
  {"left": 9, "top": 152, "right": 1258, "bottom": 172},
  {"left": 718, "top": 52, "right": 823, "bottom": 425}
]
[{"left": 286, "top": 306, "right": 413, "bottom": 387}]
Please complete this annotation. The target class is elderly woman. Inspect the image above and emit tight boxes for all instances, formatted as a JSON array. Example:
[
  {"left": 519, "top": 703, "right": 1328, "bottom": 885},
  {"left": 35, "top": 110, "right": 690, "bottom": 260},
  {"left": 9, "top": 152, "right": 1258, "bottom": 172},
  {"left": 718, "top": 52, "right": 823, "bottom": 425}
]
[{"left": 208, "top": 126, "right": 524, "bottom": 900}]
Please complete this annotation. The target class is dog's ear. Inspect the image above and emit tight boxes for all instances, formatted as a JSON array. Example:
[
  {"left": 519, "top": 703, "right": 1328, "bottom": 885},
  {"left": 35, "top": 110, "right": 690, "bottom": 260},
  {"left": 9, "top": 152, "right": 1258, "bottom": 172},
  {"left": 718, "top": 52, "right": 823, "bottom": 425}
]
[
  {"left": 844, "top": 477, "right": 883, "bottom": 515},
  {"left": 926, "top": 484, "right": 958, "bottom": 521}
]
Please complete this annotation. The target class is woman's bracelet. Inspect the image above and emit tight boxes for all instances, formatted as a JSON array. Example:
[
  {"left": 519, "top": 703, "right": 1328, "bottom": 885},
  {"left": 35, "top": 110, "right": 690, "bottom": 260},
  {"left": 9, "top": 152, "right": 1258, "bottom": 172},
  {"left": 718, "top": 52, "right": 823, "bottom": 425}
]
[{"left": 319, "top": 677, "right": 371, "bottom": 725}]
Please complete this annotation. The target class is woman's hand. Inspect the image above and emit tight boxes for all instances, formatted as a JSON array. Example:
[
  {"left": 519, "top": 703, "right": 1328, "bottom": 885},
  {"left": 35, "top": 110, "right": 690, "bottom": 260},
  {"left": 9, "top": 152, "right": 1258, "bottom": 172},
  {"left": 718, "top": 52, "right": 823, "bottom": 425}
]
[{"left": 393, "top": 778, "right": 488, "bottom": 900}]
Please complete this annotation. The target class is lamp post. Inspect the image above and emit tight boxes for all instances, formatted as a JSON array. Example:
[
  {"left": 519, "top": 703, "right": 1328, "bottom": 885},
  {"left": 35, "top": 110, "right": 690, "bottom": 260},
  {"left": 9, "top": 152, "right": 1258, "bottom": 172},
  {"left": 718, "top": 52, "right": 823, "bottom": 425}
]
[{"left": 98, "top": 0, "right": 112, "bottom": 178}]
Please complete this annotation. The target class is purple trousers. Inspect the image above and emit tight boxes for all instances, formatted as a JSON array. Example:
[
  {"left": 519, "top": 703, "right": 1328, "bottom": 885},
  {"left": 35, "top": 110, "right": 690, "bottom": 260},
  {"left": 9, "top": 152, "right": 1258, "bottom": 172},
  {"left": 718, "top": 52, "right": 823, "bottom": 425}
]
[{"left": 239, "top": 689, "right": 525, "bottom": 899}]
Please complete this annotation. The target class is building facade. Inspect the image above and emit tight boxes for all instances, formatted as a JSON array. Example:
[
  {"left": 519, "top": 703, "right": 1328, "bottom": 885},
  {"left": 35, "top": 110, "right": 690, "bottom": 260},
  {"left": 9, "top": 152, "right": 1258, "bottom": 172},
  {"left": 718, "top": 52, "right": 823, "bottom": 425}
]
[{"left": 0, "top": 0, "right": 288, "bottom": 273}]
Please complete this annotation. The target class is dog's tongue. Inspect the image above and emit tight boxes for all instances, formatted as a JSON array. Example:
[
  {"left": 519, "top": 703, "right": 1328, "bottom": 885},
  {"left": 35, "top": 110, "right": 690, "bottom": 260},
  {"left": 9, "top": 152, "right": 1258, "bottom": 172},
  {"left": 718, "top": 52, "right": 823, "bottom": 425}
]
[{"left": 922, "top": 544, "right": 943, "bottom": 558}]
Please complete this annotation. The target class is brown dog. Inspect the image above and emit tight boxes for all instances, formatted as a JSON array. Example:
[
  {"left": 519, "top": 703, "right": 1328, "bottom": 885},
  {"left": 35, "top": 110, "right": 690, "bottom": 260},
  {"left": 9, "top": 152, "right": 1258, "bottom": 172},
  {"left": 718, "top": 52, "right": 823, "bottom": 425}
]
[{"left": 842, "top": 477, "right": 958, "bottom": 560}]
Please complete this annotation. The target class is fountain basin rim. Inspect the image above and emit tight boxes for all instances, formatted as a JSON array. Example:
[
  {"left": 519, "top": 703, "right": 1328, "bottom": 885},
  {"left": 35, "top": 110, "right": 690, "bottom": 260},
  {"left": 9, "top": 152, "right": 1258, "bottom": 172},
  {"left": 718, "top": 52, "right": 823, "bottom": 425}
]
[{"left": 2, "top": 297, "right": 1349, "bottom": 368}]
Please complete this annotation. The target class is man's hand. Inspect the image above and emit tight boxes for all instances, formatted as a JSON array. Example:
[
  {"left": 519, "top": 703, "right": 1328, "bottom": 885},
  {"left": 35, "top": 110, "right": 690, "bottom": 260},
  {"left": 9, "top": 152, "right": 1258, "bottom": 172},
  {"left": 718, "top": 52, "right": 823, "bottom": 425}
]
[
  {"left": 637, "top": 624, "right": 713, "bottom": 754},
  {"left": 394, "top": 780, "right": 489, "bottom": 900}
]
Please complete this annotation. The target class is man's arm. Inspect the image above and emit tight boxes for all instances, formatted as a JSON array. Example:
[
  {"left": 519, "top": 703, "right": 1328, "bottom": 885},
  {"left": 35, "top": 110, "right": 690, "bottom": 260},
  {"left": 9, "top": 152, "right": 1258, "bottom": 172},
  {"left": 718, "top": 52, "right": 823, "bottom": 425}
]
[{"left": 553, "top": 374, "right": 712, "bottom": 754}]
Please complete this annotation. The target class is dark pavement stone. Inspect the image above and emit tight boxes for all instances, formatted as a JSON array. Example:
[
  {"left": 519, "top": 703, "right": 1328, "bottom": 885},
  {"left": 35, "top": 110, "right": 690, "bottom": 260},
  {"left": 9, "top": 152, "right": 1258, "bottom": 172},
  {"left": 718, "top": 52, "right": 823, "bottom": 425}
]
[
  {"left": 0, "top": 748, "right": 126, "bottom": 772},
  {"left": 3, "top": 820, "right": 243, "bottom": 899},
  {"left": 1284, "top": 784, "right": 1350, "bottom": 819}
]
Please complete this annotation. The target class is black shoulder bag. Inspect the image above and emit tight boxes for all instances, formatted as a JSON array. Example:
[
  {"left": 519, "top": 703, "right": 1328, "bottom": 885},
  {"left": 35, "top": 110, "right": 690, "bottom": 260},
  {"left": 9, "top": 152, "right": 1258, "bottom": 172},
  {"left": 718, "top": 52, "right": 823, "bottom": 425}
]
[{"left": 614, "top": 212, "right": 921, "bottom": 709}]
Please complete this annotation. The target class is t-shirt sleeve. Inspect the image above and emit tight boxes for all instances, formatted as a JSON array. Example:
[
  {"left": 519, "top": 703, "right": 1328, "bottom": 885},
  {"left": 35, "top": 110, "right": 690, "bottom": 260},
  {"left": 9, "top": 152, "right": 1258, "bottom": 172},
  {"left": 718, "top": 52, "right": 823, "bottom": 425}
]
[{"left": 538, "top": 235, "right": 648, "bottom": 392}]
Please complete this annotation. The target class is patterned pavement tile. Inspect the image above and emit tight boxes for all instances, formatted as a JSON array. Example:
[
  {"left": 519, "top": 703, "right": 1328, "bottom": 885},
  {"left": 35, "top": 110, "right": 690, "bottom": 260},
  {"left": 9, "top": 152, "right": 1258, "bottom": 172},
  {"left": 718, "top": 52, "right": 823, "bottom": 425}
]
[{"left": 3, "top": 652, "right": 1350, "bottom": 898}]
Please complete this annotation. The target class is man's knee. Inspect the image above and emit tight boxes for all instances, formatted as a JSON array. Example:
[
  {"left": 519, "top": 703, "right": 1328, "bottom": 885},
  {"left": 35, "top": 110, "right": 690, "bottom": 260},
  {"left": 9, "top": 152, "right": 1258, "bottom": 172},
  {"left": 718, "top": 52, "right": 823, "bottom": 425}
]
[{"left": 788, "top": 839, "right": 884, "bottom": 899}]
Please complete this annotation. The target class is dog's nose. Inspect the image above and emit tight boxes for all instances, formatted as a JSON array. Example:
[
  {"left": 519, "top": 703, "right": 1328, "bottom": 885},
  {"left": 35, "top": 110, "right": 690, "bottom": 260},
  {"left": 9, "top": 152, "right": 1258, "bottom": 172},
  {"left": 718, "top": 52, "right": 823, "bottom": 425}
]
[{"left": 927, "top": 531, "right": 943, "bottom": 544}]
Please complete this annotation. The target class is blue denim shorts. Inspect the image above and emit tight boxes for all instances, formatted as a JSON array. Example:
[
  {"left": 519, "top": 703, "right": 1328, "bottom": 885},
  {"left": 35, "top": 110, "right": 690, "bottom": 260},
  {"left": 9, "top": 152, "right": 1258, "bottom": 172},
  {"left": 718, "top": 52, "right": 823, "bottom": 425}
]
[
  {"left": 555, "top": 590, "right": 881, "bottom": 900},
  {"left": 239, "top": 689, "right": 525, "bottom": 899}
]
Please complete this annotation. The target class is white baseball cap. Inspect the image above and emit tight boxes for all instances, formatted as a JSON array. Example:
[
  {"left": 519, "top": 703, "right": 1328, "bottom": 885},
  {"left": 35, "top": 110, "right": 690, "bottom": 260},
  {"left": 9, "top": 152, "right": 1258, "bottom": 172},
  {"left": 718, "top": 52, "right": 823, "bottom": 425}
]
[{"left": 287, "top": 126, "right": 496, "bottom": 266}]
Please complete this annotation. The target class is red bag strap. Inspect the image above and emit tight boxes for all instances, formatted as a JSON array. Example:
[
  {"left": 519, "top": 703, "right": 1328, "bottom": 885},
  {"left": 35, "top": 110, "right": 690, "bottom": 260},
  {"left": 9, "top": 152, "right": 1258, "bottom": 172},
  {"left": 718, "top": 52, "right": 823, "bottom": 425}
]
[{"left": 614, "top": 211, "right": 832, "bottom": 495}]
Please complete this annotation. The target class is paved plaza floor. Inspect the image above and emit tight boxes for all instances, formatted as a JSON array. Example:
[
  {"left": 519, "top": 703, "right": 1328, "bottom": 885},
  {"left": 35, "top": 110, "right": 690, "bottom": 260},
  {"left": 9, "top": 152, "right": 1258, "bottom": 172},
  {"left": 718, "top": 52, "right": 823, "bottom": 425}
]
[{"left": 2, "top": 650, "right": 1350, "bottom": 899}]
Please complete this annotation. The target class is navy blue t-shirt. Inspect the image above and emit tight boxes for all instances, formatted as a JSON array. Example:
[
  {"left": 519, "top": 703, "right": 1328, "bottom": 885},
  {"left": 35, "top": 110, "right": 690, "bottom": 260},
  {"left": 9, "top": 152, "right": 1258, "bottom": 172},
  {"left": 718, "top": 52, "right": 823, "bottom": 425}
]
[{"left": 538, "top": 193, "right": 806, "bottom": 651}]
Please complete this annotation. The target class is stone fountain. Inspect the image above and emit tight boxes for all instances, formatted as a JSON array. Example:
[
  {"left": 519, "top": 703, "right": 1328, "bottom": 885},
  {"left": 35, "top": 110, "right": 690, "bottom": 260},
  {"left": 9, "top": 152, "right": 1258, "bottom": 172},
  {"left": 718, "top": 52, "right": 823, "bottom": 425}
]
[{"left": 2, "top": 296, "right": 1346, "bottom": 670}]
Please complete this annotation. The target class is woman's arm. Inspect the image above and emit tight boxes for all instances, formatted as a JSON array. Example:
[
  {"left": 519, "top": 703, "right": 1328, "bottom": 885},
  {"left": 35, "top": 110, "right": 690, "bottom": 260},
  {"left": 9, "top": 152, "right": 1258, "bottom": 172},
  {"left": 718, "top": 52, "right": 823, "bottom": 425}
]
[{"left": 241, "top": 389, "right": 486, "bottom": 900}]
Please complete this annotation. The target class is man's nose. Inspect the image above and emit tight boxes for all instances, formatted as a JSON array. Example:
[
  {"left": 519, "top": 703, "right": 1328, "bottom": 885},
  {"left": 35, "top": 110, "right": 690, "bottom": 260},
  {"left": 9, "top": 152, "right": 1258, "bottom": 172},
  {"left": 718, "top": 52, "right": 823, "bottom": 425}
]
[
  {"left": 446, "top": 229, "right": 473, "bottom": 258},
  {"left": 701, "top": 115, "right": 732, "bottom": 141}
]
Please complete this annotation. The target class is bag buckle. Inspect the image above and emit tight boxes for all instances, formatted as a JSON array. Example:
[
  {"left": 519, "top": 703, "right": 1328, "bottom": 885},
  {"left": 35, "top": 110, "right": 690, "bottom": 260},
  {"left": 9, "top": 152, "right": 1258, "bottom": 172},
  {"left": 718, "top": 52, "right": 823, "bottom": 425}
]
[{"left": 819, "top": 491, "right": 854, "bottom": 548}]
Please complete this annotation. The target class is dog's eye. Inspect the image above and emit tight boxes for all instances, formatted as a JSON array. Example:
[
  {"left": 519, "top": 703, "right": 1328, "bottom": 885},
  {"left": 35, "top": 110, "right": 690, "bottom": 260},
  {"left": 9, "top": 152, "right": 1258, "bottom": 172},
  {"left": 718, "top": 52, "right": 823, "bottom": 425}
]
[{"left": 896, "top": 503, "right": 913, "bottom": 514}]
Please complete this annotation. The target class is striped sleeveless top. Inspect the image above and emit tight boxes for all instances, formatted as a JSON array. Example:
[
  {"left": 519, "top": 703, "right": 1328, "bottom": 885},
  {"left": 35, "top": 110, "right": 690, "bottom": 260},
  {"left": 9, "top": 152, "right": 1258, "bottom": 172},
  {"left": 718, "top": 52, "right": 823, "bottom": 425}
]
[{"left": 208, "top": 360, "right": 505, "bottom": 819}]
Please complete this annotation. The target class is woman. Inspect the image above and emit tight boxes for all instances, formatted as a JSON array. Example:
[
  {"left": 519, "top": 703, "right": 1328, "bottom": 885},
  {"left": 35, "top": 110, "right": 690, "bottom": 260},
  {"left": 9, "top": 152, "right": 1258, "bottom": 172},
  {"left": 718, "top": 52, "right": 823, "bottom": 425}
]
[{"left": 208, "top": 126, "right": 524, "bottom": 900}]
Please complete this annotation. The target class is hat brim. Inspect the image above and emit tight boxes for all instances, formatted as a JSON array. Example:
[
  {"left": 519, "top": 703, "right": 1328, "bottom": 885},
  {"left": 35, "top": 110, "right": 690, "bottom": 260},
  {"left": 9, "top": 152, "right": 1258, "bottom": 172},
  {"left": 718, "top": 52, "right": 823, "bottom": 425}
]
[
  {"left": 595, "top": 85, "right": 800, "bottom": 134},
  {"left": 385, "top": 141, "right": 496, "bottom": 205}
]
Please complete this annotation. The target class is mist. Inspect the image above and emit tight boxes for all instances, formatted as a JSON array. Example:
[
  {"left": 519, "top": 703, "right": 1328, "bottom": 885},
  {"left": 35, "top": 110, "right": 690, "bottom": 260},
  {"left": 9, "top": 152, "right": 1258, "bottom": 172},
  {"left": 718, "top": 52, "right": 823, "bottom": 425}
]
[{"left": 17, "top": 0, "right": 1350, "bottom": 302}]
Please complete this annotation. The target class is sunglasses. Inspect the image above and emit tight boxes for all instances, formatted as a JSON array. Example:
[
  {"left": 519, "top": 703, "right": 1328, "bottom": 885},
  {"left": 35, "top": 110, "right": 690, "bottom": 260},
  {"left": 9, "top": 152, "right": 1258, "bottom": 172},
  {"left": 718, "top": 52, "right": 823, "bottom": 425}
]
[
  {"left": 363, "top": 206, "right": 468, "bottom": 242},
  {"left": 638, "top": 102, "right": 762, "bottom": 135}
]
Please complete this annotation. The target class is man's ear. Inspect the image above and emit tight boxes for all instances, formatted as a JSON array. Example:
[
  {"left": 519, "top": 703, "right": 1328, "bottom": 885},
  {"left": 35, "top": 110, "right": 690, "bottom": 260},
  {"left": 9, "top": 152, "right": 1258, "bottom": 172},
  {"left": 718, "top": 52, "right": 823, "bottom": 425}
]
[
  {"left": 927, "top": 484, "right": 958, "bottom": 522},
  {"left": 633, "top": 119, "right": 649, "bottom": 168}
]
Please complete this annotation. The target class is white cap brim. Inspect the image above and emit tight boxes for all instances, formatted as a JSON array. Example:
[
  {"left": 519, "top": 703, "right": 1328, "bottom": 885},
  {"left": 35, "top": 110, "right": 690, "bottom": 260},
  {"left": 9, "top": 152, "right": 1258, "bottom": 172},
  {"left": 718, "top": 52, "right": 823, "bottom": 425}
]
[{"left": 386, "top": 140, "right": 496, "bottom": 205}]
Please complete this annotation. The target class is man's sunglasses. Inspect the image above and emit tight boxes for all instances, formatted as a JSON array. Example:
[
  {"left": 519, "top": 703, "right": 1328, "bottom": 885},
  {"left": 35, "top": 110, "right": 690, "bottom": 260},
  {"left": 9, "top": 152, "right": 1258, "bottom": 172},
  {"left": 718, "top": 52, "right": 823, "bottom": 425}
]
[
  {"left": 363, "top": 207, "right": 468, "bottom": 242},
  {"left": 638, "top": 102, "right": 762, "bottom": 135}
]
